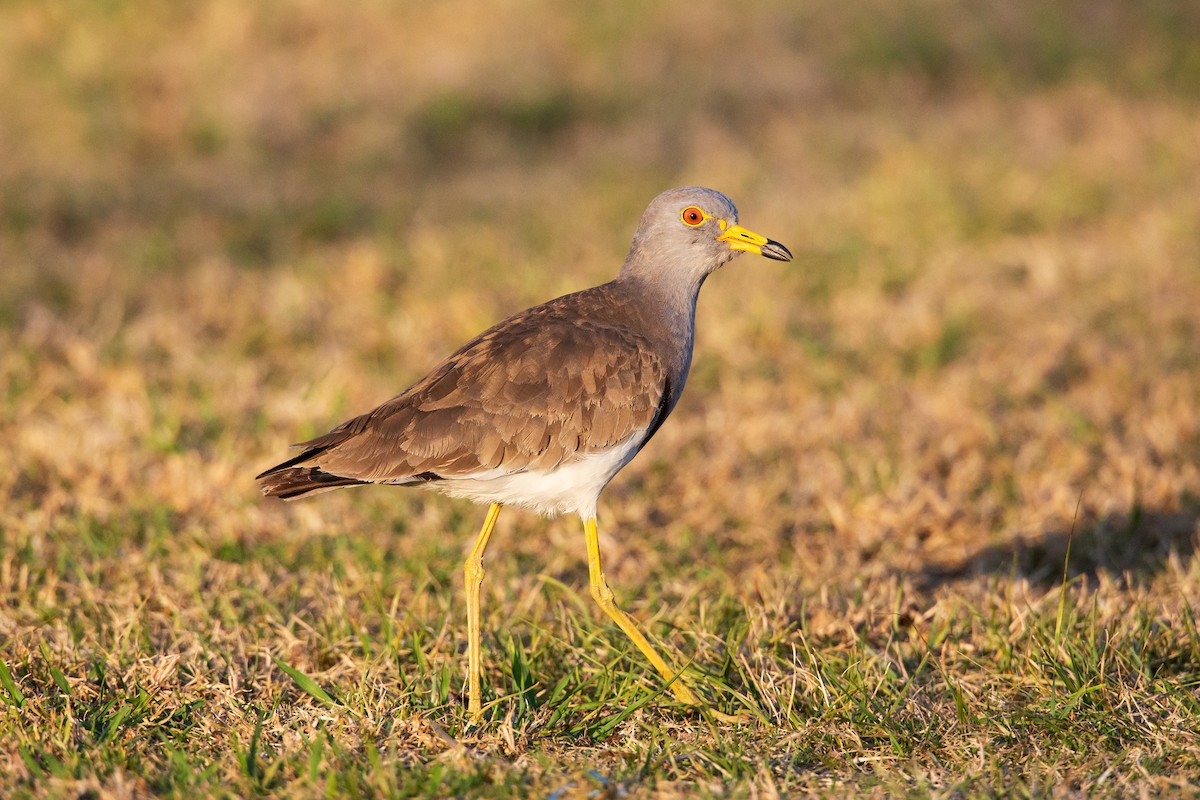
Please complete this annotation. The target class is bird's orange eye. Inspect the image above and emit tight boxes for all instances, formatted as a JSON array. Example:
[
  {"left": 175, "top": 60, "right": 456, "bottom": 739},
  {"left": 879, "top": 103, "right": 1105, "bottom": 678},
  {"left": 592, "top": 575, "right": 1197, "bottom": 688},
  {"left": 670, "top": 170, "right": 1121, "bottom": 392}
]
[{"left": 681, "top": 206, "right": 705, "bottom": 226}]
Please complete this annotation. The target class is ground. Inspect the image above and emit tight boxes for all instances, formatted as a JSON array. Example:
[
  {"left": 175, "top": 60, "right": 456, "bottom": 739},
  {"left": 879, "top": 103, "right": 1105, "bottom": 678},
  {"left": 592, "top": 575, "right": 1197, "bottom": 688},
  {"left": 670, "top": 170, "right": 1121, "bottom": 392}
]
[{"left": 2, "top": 1, "right": 1200, "bottom": 797}]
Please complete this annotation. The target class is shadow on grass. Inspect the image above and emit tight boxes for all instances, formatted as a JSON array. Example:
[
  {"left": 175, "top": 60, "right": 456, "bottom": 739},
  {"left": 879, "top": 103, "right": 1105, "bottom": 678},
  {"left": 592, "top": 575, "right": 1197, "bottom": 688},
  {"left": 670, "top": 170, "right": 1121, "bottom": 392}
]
[{"left": 916, "top": 507, "right": 1199, "bottom": 591}]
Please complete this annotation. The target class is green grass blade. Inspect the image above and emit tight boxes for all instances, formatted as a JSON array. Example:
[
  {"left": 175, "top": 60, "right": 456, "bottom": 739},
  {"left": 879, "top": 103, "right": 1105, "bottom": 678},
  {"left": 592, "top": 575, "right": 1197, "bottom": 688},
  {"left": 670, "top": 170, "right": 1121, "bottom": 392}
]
[
  {"left": 17, "top": 744, "right": 42, "bottom": 777},
  {"left": 1055, "top": 492, "right": 1083, "bottom": 644},
  {"left": 39, "top": 643, "right": 72, "bottom": 697},
  {"left": 273, "top": 657, "right": 339, "bottom": 707},
  {"left": 0, "top": 659, "right": 25, "bottom": 708}
]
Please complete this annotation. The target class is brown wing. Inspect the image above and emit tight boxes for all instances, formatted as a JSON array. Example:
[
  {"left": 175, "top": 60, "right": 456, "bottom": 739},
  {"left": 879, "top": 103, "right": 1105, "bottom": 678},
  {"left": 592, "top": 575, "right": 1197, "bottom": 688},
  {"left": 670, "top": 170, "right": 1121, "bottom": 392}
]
[{"left": 269, "top": 295, "right": 670, "bottom": 485}]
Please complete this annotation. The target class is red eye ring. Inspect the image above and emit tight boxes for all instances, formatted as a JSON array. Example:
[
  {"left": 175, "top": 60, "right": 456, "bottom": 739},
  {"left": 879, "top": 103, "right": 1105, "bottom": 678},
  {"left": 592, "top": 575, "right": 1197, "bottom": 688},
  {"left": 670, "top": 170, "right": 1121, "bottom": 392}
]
[{"left": 681, "top": 206, "right": 705, "bottom": 226}]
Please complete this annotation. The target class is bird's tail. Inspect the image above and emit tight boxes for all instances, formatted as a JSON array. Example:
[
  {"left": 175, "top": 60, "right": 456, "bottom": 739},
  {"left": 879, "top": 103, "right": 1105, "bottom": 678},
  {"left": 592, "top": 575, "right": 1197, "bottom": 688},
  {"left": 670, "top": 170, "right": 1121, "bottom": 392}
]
[
  {"left": 256, "top": 453, "right": 368, "bottom": 500},
  {"left": 256, "top": 466, "right": 366, "bottom": 500}
]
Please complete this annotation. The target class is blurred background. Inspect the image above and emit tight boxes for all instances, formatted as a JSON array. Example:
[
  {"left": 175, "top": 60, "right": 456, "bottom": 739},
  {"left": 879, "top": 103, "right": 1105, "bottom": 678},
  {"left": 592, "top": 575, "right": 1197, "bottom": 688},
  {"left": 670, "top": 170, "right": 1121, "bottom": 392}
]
[
  {"left": 2, "top": 0, "right": 1200, "bottom": 789},
  {"left": 4, "top": 0, "right": 1197, "bottom": 570}
]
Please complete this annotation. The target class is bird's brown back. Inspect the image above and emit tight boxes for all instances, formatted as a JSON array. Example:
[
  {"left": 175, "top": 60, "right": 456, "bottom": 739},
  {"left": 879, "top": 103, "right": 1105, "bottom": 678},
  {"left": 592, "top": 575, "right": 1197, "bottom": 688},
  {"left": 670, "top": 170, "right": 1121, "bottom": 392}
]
[{"left": 264, "top": 282, "right": 679, "bottom": 487}]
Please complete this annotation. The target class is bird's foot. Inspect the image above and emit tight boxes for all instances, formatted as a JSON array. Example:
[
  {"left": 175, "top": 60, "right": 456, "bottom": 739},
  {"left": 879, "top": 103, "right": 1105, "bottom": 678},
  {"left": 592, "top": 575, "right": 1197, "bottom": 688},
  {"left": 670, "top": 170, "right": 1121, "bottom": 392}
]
[{"left": 669, "top": 681, "right": 752, "bottom": 724}]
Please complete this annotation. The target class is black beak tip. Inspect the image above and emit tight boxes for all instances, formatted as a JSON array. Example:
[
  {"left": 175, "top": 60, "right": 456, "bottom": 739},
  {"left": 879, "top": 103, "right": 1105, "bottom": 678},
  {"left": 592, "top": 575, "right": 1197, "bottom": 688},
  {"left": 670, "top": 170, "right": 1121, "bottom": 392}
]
[{"left": 762, "top": 239, "right": 793, "bottom": 262}]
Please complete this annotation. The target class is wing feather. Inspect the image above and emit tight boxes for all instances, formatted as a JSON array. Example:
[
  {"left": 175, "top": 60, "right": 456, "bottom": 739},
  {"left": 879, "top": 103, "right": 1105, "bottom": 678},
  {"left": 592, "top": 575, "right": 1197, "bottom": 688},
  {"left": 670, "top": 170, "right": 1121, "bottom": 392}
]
[{"left": 285, "top": 293, "right": 670, "bottom": 484}]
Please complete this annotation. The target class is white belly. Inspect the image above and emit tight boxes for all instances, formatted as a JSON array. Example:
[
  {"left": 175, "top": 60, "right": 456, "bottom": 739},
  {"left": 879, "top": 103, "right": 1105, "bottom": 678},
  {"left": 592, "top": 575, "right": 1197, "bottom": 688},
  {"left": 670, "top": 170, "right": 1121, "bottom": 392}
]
[{"left": 428, "top": 434, "right": 645, "bottom": 518}]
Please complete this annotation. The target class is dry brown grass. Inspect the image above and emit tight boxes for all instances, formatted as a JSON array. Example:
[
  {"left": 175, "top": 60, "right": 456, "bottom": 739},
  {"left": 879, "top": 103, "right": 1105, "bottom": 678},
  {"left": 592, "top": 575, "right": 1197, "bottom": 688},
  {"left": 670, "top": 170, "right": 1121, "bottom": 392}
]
[{"left": 3, "top": 1, "right": 1200, "bottom": 796}]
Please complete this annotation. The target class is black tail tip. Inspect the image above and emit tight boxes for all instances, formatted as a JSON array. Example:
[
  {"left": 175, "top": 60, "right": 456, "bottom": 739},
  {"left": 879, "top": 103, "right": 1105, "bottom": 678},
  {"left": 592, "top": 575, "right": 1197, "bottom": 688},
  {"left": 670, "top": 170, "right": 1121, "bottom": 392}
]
[{"left": 256, "top": 465, "right": 367, "bottom": 500}]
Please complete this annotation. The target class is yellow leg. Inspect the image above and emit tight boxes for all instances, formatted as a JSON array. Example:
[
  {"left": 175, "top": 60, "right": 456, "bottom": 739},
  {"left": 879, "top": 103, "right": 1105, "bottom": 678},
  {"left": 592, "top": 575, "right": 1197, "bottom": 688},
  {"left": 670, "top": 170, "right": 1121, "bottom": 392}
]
[
  {"left": 583, "top": 516, "right": 700, "bottom": 707},
  {"left": 465, "top": 502, "right": 502, "bottom": 720}
]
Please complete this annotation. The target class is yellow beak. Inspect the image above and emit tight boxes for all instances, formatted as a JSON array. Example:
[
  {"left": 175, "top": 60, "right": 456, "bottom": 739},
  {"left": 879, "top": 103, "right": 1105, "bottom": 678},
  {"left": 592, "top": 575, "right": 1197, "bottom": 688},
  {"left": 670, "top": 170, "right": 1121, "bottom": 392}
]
[{"left": 717, "top": 224, "right": 793, "bottom": 261}]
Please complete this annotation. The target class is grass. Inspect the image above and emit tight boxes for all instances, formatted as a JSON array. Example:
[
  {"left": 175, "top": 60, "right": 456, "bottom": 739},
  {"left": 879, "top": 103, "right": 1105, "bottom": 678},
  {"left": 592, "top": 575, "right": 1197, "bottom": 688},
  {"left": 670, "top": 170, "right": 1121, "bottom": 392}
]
[{"left": 3, "top": 0, "right": 1200, "bottom": 796}]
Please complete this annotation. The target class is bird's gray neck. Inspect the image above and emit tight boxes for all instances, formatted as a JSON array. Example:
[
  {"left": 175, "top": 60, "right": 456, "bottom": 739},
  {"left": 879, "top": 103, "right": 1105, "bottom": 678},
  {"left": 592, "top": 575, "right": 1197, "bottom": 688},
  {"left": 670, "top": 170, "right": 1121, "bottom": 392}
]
[
  {"left": 616, "top": 238, "right": 709, "bottom": 318},
  {"left": 612, "top": 264, "right": 707, "bottom": 408}
]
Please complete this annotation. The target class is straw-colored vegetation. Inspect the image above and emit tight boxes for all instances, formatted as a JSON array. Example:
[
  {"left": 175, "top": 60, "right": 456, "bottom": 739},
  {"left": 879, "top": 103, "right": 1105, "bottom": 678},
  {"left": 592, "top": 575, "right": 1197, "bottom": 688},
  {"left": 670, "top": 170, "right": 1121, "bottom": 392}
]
[{"left": 3, "top": 1, "right": 1200, "bottom": 796}]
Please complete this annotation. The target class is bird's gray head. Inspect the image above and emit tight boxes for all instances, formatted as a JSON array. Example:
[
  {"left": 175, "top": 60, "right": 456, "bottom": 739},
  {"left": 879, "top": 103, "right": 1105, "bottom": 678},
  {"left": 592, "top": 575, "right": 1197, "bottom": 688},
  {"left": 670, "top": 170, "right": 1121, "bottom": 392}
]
[{"left": 618, "top": 186, "right": 792, "bottom": 289}]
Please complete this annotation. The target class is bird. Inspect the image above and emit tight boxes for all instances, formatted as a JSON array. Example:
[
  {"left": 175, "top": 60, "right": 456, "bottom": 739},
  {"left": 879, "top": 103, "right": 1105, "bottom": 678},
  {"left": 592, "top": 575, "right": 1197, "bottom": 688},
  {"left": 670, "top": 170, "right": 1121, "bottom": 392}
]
[{"left": 256, "top": 186, "right": 792, "bottom": 720}]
